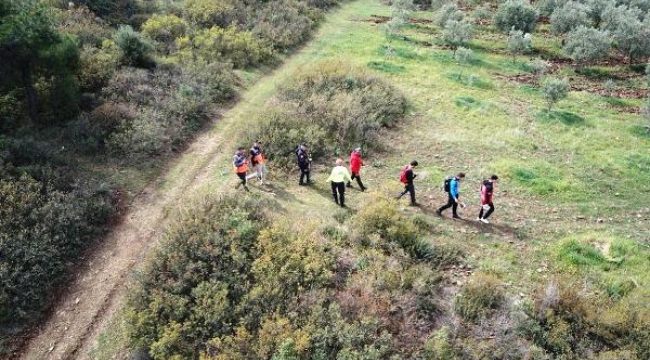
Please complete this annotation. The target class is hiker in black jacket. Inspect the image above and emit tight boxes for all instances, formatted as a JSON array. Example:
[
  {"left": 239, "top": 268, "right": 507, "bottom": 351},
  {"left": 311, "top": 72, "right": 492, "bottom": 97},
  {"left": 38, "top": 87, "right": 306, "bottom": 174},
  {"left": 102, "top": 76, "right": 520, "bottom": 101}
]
[
  {"left": 396, "top": 160, "right": 419, "bottom": 206},
  {"left": 296, "top": 144, "right": 312, "bottom": 185}
]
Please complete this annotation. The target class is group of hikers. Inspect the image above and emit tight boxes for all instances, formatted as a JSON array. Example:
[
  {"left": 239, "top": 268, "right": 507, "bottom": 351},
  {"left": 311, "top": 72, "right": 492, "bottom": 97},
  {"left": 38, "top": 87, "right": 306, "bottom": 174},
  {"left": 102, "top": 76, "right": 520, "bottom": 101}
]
[{"left": 233, "top": 142, "right": 499, "bottom": 223}]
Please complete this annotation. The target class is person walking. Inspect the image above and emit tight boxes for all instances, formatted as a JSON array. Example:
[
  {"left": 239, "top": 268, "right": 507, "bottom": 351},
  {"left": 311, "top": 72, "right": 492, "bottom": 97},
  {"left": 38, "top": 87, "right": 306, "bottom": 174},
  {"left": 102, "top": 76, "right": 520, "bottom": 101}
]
[
  {"left": 233, "top": 147, "right": 250, "bottom": 192},
  {"left": 478, "top": 175, "right": 499, "bottom": 223},
  {"left": 347, "top": 147, "right": 367, "bottom": 191},
  {"left": 396, "top": 160, "right": 419, "bottom": 206},
  {"left": 437, "top": 172, "right": 466, "bottom": 218},
  {"left": 327, "top": 158, "right": 352, "bottom": 207},
  {"left": 247, "top": 141, "right": 267, "bottom": 184},
  {"left": 295, "top": 144, "right": 312, "bottom": 185}
]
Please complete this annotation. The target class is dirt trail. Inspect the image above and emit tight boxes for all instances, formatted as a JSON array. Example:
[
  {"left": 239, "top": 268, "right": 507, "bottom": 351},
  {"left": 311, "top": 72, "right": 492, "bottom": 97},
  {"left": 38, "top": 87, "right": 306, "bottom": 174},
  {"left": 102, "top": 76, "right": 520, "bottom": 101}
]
[{"left": 15, "top": 114, "right": 238, "bottom": 360}]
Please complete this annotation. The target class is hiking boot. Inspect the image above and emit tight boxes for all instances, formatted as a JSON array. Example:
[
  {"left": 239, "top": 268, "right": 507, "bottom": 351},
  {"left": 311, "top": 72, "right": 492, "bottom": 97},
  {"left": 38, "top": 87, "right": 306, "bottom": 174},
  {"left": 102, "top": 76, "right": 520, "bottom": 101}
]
[
  {"left": 346, "top": 183, "right": 352, "bottom": 188},
  {"left": 244, "top": 186, "right": 250, "bottom": 192},
  {"left": 409, "top": 202, "right": 420, "bottom": 207},
  {"left": 477, "top": 217, "right": 482, "bottom": 222},
  {"left": 435, "top": 210, "right": 442, "bottom": 217},
  {"left": 361, "top": 187, "right": 367, "bottom": 192},
  {"left": 480, "top": 218, "right": 490, "bottom": 224},
  {"left": 452, "top": 215, "right": 461, "bottom": 219}
]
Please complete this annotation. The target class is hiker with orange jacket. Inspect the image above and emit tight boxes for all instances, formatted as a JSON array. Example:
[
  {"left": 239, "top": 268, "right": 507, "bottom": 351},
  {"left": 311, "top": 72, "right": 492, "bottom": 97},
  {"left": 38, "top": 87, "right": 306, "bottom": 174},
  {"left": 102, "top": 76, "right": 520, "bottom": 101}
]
[
  {"left": 247, "top": 141, "right": 266, "bottom": 184},
  {"left": 396, "top": 160, "right": 419, "bottom": 206},
  {"left": 346, "top": 147, "right": 367, "bottom": 191},
  {"left": 233, "top": 147, "right": 250, "bottom": 192},
  {"left": 478, "top": 175, "right": 499, "bottom": 223}
]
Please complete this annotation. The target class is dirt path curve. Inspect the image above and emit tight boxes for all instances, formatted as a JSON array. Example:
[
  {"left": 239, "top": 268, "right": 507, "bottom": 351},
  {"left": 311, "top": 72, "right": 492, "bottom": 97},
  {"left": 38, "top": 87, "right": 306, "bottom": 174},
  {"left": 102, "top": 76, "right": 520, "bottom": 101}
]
[{"left": 15, "top": 111, "right": 239, "bottom": 360}]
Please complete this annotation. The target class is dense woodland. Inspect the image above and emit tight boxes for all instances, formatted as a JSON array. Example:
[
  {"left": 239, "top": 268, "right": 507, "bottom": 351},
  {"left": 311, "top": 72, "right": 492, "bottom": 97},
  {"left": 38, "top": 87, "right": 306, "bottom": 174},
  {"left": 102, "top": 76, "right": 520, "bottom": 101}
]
[{"left": 2, "top": 0, "right": 650, "bottom": 358}]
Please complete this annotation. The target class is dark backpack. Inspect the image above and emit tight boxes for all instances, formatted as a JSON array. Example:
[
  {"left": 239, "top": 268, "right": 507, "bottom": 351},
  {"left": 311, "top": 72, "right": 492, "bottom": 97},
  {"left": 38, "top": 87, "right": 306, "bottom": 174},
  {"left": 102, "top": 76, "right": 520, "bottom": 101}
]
[
  {"left": 483, "top": 180, "right": 493, "bottom": 195},
  {"left": 443, "top": 176, "right": 453, "bottom": 193}
]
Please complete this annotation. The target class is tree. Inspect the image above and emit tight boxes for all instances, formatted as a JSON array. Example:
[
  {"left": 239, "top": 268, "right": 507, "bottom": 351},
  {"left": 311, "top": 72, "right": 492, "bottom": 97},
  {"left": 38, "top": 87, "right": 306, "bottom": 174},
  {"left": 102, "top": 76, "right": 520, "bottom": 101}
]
[
  {"left": 494, "top": 0, "right": 538, "bottom": 34},
  {"left": 454, "top": 46, "right": 473, "bottom": 79},
  {"left": 386, "top": 0, "right": 413, "bottom": 37},
  {"left": 598, "top": 1, "right": 650, "bottom": 63},
  {"left": 0, "top": 0, "right": 79, "bottom": 124},
  {"left": 584, "top": 0, "right": 610, "bottom": 27},
  {"left": 562, "top": 26, "right": 611, "bottom": 67},
  {"left": 507, "top": 28, "right": 532, "bottom": 63},
  {"left": 434, "top": 2, "right": 463, "bottom": 27},
  {"left": 541, "top": 76, "right": 569, "bottom": 111},
  {"left": 550, "top": 1, "right": 592, "bottom": 34},
  {"left": 443, "top": 19, "right": 473, "bottom": 57},
  {"left": 527, "top": 58, "right": 550, "bottom": 85}
]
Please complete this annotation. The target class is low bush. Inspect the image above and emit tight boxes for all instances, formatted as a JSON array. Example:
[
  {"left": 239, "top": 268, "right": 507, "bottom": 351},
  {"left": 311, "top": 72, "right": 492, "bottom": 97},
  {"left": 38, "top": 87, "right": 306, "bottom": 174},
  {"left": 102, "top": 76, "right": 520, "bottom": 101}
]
[
  {"left": 78, "top": 44, "right": 119, "bottom": 93},
  {"left": 251, "top": 0, "right": 316, "bottom": 51},
  {"left": 114, "top": 25, "right": 154, "bottom": 68},
  {"left": 249, "top": 62, "right": 406, "bottom": 167},
  {"left": 183, "top": 0, "right": 243, "bottom": 28},
  {"left": 55, "top": 5, "right": 113, "bottom": 47},
  {"left": 519, "top": 280, "right": 650, "bottom": 359},
  {"left": 454, "top": 274, "right": 505, "bottom": 323},
  {"left": 175, "top": 26, "right": 273, "bottom": 68},
  {"left": 141, "top": 14, "right": 187, "bottom": 53},
  {"left": 0, "top": 175, "right": 111, "bottom": 327}
]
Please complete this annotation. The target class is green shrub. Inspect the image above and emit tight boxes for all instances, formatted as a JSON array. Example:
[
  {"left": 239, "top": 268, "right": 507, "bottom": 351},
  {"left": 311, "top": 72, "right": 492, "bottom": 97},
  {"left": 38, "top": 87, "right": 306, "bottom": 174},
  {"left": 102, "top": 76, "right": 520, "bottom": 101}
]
[
  {"left": 183, "top": 0, "right": 242, "bottom": 28},
  {"left": 434, "top": 2, "right": 463, "bottom": 28},
  {"left": 141, "top": 14, "right": 187, "bottom": 52},
  {"left": 443, "top": 19, "right": 473, "bottom": 56},
  {"left": 114, "top": 25, "right": 154, "bottom": 68},
  {"left": 541, "top": 76, "right": 569, "bottom": 111},
  {"left": 126, "top": 196, "right": 270, "bottom": 359},
  {"left": 251, "top": 0, "right": 315, "bottom": 50},
  {"left": 0, "top": 175, "right": 111, "bottom": 327},
  {"left": 76, "top": 0, "right": 138, "bottom": 25},
  {"left": 249, "top": 62, "right": 406, "bottom": 168},
  {"left": 78, "top": 44, "right": 119, "bottom": 93},
  {"left": 563, "top": 26, "right": 611, "bottom": 67},
  {"left": 507, "top": 28, "right": 532, "bottom": 63},
  {"left": 55, "top": 5, "right": 113, "bottom": 47},
  {"left": 494, "top": 0, "right": 538, "bottom": 33},
  {"left": 454, "top": 274, "right": 505, "bottom": 323},
  {"left": 175, "top": 26, "right": 273, "bottom": 68},
  {"left": 550, "top": 1, "right": 592, "bottom": 34}
]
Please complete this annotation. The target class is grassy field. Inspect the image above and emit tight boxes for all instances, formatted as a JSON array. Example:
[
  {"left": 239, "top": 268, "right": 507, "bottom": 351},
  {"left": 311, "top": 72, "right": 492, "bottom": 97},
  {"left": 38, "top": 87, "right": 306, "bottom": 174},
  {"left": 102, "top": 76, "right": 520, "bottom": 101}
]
[{"left": 92, "top": 0, "right": 650, "bottom": 357}]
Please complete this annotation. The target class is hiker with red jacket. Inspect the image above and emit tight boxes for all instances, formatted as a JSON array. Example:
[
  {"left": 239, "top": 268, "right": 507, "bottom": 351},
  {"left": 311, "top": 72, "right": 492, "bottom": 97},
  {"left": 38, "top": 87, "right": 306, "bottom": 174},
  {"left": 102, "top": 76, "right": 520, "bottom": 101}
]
[
  {"left": 478, "top": 175, "right": 499, "bottom": 224},
  {"left": 346, "top": 147, "right": 367, "bottom": 191},
  {"left": 396, "top": 160, "right": 419, "bottom": 206}
]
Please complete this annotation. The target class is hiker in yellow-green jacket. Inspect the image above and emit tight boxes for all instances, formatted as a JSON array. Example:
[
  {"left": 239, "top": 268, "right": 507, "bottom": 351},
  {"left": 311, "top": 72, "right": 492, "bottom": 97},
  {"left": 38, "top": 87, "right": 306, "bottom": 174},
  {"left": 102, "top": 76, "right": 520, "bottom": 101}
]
[{"left": 327, "top": 158, "right": 353, "bottom": 207}]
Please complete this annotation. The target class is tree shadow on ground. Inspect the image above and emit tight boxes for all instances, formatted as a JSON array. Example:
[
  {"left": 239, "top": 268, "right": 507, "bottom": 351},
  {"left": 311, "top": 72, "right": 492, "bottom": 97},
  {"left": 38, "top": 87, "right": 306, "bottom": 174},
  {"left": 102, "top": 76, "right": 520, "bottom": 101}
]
[{"left": 418, "top": 205, "right": 525, "bottom": 240}]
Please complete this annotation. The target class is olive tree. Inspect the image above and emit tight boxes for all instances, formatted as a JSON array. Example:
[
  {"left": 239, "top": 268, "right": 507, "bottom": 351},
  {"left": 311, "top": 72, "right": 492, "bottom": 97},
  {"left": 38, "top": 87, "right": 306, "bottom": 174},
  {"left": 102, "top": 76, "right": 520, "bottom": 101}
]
[
  {"left": 443, "top": 19, "right": 473, "bottom": 56},
  {"left": 599, "top": 3, "right": 650, "bottom": 63},
  {"left": 550, "top": 1, "right": 592, "bottom": 34},
  {"left": 507, "top": 28, "right": 532, "bottom": 63},
  {"left": 434, "top": 2, "right": 463, "bottom": 27},
  {"left": 386, "top": 0, "right": 414, "bottom": 37},
  {"left": 527, "top": 57, "right": 550, "bottom": 85},
  {"left": 454, "top": 46, "right": 473, "bottom": 79},
  {"left": 584, "top": 0, "right": 610, "bottom": 27},
  {"left": 494, "top": 0, "right": 538, "bottom": 33},
  {"left": 562, "top": 26, "right": 611, "bottom": 67},
  {"left": 541, "top": 76, "right": 569, "bottom": 111}
]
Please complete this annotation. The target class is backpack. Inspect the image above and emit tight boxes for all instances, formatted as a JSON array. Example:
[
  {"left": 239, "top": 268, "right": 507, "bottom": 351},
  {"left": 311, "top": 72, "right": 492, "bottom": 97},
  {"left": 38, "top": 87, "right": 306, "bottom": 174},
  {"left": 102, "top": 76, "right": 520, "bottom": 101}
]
[
  {"left": 443, "top": 176, "right": 453, "bottom": 193},
  {"left": 399, "top": 166, "right": 410, "bottom": 184},
  {"left": 483, "top": 180, "right": 493, "bottom": 195}
]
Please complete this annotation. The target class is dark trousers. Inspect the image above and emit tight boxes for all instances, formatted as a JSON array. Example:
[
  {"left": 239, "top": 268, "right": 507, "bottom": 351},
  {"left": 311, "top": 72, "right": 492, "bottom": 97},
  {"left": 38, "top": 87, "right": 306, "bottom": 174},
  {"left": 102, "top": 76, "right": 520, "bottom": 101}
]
[
  {"left": 347, "top": 172, "right": 366, "bottom": 190},
  {"left": 299, "top": 167, "right": 310, "bottom": 184},
  {"left": 479, "top": 203, "right": 495, "bottom": 219},
  {"left": 438, "top": 193, "right": 458, "bottom": 216},
  {"left": 235, "top": 172, "right": 248, "bottom": 190},
  {"left": 397, "top": 183, "right": 416, "bottom": 204},
  {"left": 331, "top": 181, "right": 345, "bottom": 206}
]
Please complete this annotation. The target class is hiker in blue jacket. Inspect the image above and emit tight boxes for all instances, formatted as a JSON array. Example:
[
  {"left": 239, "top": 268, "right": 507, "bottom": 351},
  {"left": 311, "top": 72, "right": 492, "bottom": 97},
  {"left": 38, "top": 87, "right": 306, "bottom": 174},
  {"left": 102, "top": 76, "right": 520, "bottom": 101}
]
[{"left": 437, "top": 172, "right": 466, "bottom": 219}]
